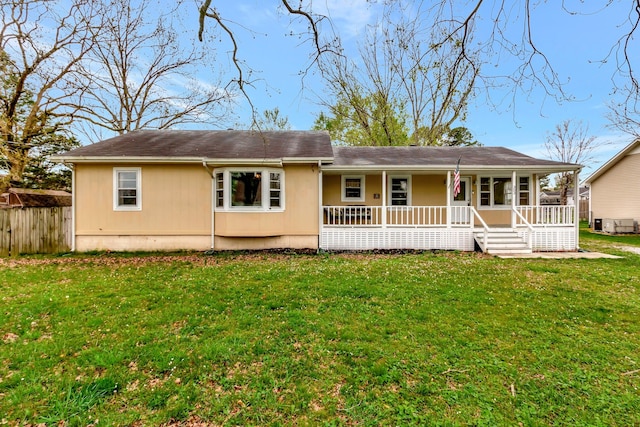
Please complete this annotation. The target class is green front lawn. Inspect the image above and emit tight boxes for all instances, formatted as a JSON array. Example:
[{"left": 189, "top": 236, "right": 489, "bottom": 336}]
[{"left": 1, "top": 230, "right": 639, "bottom": 425}]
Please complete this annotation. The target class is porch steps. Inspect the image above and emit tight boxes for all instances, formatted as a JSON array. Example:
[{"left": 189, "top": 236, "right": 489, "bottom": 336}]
[{"left": 474, "top": 228, "right": 532, "bottom": 255}]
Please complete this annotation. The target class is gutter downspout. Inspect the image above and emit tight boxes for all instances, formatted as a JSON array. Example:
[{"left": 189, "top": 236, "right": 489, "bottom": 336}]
[
  {"left": 202, "top": 161, "right": 215, "bottom": 250},
  {"left": 69, "top": 163, "right": 76, "bottom": 252}
]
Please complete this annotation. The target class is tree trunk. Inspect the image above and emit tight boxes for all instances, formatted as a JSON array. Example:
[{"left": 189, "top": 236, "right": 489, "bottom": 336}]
[{"left": 7, "top": 147, "right": 29, "bottom": 188}]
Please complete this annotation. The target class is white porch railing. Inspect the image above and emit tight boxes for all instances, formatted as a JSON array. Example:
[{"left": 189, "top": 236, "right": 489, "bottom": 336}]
[
  {"left": 323, "top": 205, "right": 576, "bottom": 228},
  {"left": 323, "top": 206, "right": 473, "bottom": 227},
  {"left": 516, "top": 206, "right": 575, "bottom": 226}
]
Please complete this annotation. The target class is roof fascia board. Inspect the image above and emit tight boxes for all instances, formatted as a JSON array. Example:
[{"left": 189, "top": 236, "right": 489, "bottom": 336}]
[
  {"left": 52, "top": 156, "right": 205, "bottom": 163},
  {"left": 52, "top": 156, "right": 293, "bottom": 166},
  {"left": 52, "top": 156, "right": 333, "bottom": 165},
  {"left": 323, "top": 165, "right": 580, "bottom": 173},
  {"left": 281, "top": 157, "right": 334, "bottom": 164}
]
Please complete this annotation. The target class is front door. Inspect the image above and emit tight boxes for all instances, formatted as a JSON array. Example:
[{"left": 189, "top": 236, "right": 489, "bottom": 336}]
[{"left": 451, "top": 177, "right": 471, "bottom": 223}]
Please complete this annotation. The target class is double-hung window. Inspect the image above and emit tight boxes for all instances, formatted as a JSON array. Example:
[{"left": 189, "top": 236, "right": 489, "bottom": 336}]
[
  {"left": 269, "top": 172, "right": 282, "bottom": 208},
  {"left": 215, "top": 168, "right": 284, "bottom": 211},
  {"left": 341, "top": 175, "right": 365, "bottom": 202},
  {"left": 215, "top": 172, "right": 224, "bottom": 208},
  {"left": 519, "top": 177, "right": 530, "bottom": 205},
  {"left": 113, "top": 167, "right": 141, "bottom": 211},
  {"left": 478, "top": 176, "right": 530, "bottom": 208}
]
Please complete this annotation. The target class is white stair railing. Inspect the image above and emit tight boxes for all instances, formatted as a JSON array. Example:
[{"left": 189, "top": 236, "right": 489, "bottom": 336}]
[
  {"left": 513, "top": 207, "right": 534, "bottom": 250},
  {"left": 470, "top": 207, "right": 490, "bottom": 253}
]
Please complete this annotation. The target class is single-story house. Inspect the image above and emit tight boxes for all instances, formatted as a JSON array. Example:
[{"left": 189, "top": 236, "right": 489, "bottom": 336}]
[
  {"left": 0, "top": 188, "right": 72, "bottom": 208},
  {"left": 584, "top": 139, "right": 640, "bottom": 233},
  {"left": 53, "top": 130, "right": 582, "bottom": 254}
]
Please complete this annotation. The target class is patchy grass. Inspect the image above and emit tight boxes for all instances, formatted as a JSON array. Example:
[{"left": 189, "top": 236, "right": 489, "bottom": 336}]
[
  {"left": 1, "top": 234, "right": 639, "bottom": 425},
  {"left": 580, "top": 221, "right": 640, "bottom": 254}
]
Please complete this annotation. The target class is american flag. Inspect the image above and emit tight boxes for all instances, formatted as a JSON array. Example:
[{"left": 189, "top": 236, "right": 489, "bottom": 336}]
[{"left": 453, "top": 158, "right": 461, "bottom": 197}]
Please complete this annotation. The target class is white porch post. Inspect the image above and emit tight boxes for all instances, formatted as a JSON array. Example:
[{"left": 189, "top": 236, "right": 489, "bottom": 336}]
[
  {"left": 574, "top": 168, "right": 580, "bottom": 249},
  {"left": 511, "top": 170, "right": 517, "bottom": 227},
  {"left": 381, "top": 170, "right": 387, "bottom": 228},
  {"left": 446, "top": 170, "right": 451, "bottom": 228},
  {"left": 318, "top": 161, "right": 323, "bottom": 250},
  {"left": 70, "top": 164, "right": 76, "bottom": 252}
]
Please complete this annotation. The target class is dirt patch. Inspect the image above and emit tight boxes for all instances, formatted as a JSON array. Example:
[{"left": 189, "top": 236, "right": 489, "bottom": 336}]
[
  {"left": 0, "top": 249, "right": 489, "bottom": 268},
  {"left": 0, "top": 251, "right": 315, "bottom": 268}
]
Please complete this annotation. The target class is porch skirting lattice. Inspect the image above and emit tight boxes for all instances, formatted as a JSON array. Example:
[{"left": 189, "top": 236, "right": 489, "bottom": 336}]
[
  {"left": 320, "top": 227, "right": 475, "bottom": 251},
  {"left": 517, "top": 227, "right": 577, "bottom": 252}
]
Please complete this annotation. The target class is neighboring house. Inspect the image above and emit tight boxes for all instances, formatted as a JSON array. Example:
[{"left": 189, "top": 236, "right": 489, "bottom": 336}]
[
  {"left": 54, "top": 130, "right": 581, "bottom": 254},
  {"left": 0, "top": 188, "right": 72, "bottom": 208},
  {"left": 585, "top": 139, "right": 640, "bottom": 232},
  {"left": 540, "top": 186, "right": 589, "bottom": 205}
]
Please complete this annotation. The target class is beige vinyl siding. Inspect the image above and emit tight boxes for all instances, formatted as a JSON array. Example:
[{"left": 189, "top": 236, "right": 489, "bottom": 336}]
[
  {"left": 75, "top": 163, "right": 321, "bottom": 251},
  {"left": 323, "top": 174, "right": 448, "bottom": 207},
  {"left": 322, "top": 174, "right": 382, "bottom": 206},
  {"left": 75, "top": 163, "right": 212, "bottom": 237},
  {"left": 590, "top": 152, "right": 640, "bottom": 222}
]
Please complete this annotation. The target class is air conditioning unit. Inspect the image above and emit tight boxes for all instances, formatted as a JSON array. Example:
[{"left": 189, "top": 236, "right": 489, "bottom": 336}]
[{"left": 602, "top": 219, "right": 636, "bottom": 234}]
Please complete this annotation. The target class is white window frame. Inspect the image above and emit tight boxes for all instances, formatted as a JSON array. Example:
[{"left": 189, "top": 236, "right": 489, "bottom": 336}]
[
  {"left": 477, "top": 175, "right": 531, "bottom": 209},
  {"left": 215, "top": 172, "right": 224, "bottom": 208},
  {"left": 387, "top": 175, "right": 412, "bottom": 206},
  {"left": 518, "top": 176, "right": 531, "bottom": 206},
  {"left": 113, "top": 167, "right": 141, "bottom": 211},
  {"left": 341, "top": 175, "right": 365, "bottom": 202},
  {"left": 214, "top": 168, "right": 285, "bottom": 212}
]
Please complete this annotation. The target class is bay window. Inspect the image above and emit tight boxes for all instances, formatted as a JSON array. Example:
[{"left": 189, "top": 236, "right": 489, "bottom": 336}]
[{"left": 215, "top": 168, "right": 284, "bottom": 211}]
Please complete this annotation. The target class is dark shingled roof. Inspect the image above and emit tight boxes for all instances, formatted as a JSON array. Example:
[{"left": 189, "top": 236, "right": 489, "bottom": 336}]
[
  {"left": 59, "top": 130, "right": 333, "bottom": 160},
  {"left": 56, "top": 130, "right": 580, "bottom": 171},
  {"left": 330, "top": 146, "right": 579, "bottom": 169}
]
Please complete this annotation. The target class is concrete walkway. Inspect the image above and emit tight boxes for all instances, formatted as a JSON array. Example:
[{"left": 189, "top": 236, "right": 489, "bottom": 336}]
[{"left": 497, "top": 251, "right": 623, "bottom": 259}]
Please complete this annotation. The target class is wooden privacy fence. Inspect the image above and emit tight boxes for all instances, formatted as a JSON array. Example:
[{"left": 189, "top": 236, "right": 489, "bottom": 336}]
[
  {"left": 0, "top": 207, "right": 72, "bottom": 256},
  {"left": 579, "top": 200, "right": 589, "bottom": 221}
]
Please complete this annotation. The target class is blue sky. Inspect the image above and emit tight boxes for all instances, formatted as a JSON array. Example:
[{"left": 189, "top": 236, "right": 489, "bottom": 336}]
[{"left": 192, "top": 1, "right": 634, "bottom": 176}]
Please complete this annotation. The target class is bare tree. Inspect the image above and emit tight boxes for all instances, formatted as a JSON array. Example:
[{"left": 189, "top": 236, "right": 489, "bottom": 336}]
[
  {"left": 198, "top": 0, "right": 339, "bottom": 123},
  {"left": 316, "top": 1, "right": 479, "bottom": 145},
  {"left": 0, "top": 0, "right": 98, "bottom": 187},
  {"left": 75, "top": 0, "right": 234, "bottom": 140},
  {"left": 544, "top": 120, "right": 601, "bottom": 205},
  {"left": 250, "top": 108, "right": 291, "bottom": 131},
  {"left": 607, "top": 99, "right": 640, "bottom": 139},
  {"left": 197, "top": 1, "right": 640, "bottom": 118}
]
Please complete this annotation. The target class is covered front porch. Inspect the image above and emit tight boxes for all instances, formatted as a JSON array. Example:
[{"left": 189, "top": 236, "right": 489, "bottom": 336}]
[
  {"left": 319, "top": 164, "right": 580, "bottom": 254},
  {"left": 320, "top": 204, "right": 577, "bottom": 253}
]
